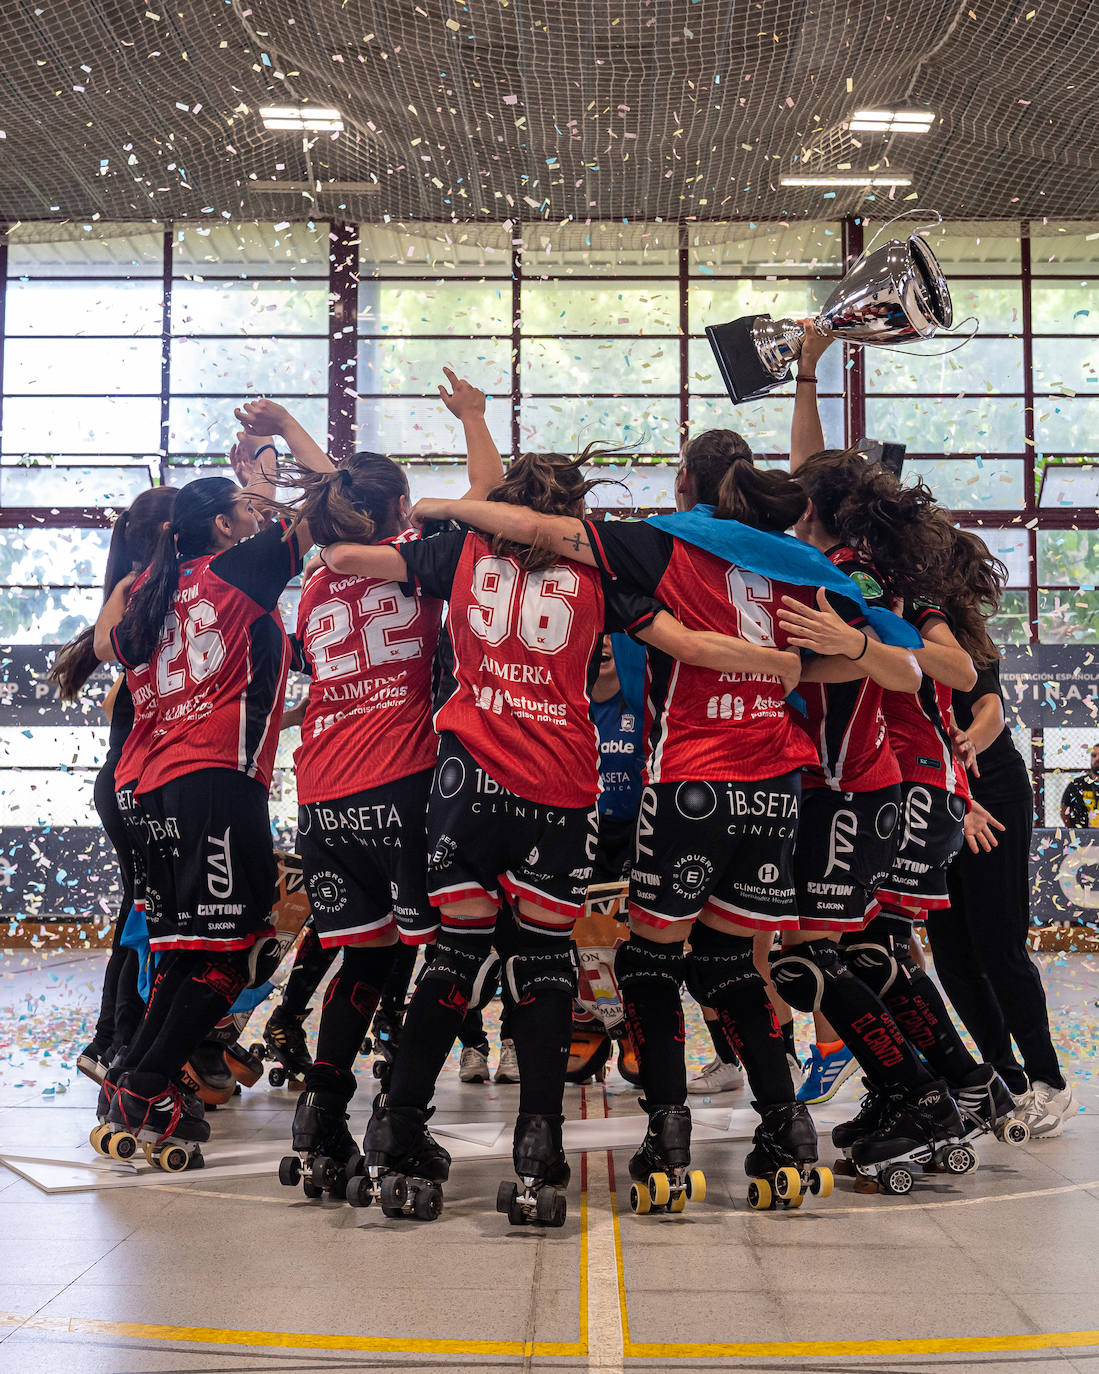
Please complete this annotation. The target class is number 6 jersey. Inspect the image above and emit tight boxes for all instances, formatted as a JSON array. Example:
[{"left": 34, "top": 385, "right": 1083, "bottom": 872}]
[
  {"left": 295, "top": 530, "right": 444, "bottom": 804},
  {"left": 112, "top": 518, "right": 303, "bottom": 796}
]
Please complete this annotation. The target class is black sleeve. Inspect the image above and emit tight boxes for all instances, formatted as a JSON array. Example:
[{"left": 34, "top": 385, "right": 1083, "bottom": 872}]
[
  {"left": 288, "top": 633, "right": 312, "bottom": 678},
  {"left": 970, "top": 663, "right": 1002, "bottom": 704},
  {"left": 823, "top": 589, "right": 869, "bottom": 630},
  {"left": 906, "top": 598, "right": 952, "bottom": 632},
  {"left": 583, "top": 519, "right": 673, "bottom": 597},
  {"left": 1061, "top": 779, "right": 1089, "bottom": 828},
  {"left": 211, "top": 519, "right": 304, "bottom": 612},
  {"left": 599, "top": 573, "right": 663, "bottom": 639},
  {"left": 397, "top": 530, "right": 467, "bottom": 601},
  {"left": 110, "top": 622, "right": 142, "bottom": 670}
]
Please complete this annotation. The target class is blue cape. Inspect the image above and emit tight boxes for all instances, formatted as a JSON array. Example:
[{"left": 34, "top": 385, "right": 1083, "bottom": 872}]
[{"left": 646, "top": 507, "right": 921, "bottom": 649}]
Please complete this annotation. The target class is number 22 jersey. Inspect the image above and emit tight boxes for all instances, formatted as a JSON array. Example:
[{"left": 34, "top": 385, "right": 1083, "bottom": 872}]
[
  {"left": 295, "top": 531, "right": 443, "bottom": 804},
  {"left": 112, "top": 519, "right": 303, "bottom": 796}
]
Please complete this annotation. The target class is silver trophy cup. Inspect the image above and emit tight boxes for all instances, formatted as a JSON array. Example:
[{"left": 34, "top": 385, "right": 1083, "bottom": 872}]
[{"left": 706, "top": 233, "right": 954, "bottom": 404}]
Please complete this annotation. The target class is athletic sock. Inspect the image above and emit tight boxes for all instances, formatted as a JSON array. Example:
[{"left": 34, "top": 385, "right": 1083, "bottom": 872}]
[
  {"left": 705, "top": 1015, "right": 740, "bottom": 1066},
  {"left": 816, "top": 1038, "right": 844, "bottom": 1056},
  {"left": 379, "top": 942, "right": 418, "bottom": 1022},
  {"left": 507, "top": 932, "right": 574, "bottom": 1118},
  {"left": 312, "top": 943, "right": 399, "bottom": 1076},
  {"left": 119, "top": 952, "right": 190, "bottom": 1072},
  {"left": 815, "top": 955, "right": 931, "bottom": 1092},
  {"left": 617, "top": 934, "right": 688, "bottom": 1106},
  {"left": 387, "top": 930, "right": 495, "bottom": 1113},
  {"left": 134, "top": 951, "right": 248, "bottom": 1081},
  {"left": 280, "top": 926, "right": 338, "bottom": 1015}
]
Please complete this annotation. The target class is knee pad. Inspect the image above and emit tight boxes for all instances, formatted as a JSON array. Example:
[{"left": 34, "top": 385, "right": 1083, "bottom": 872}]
[
  {"left": 417, "top": 932, "right": 497, "bottom": 1006},
  {"left": 503, "top": 942, "right": 577, "bottom": 1003},
  {"left": 683, "top": 929, "right": 757, "bottom": 1007},
  {"left": 614, "top": 937, "right": 687, "bottom": 995},
  {"left": 842, "top": 940, "right": 899, "bottom": 998},
  {"left": 771, "top": 940, "right": 854, "bottom": 1013}
]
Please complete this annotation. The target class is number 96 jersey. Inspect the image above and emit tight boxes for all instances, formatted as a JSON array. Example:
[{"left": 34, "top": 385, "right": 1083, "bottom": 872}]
[{"left": 295, "top": 531, "right": 444, "bottom": 805}]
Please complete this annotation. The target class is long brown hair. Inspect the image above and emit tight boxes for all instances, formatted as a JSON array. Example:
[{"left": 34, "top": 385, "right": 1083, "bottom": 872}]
[
  {"left": 795, "top": 448, "right": 952, "bottom": 601},
  {"left": 938, "top": 525, "right": 1007, "bottom": 668},
  {"left": 714, "top": 457, "right": 807, "bottom": 532},
  {"left": 682, "top": 429, "right": 753, "bottom": 505},
  {"left": 489, "top": 446, "right": 611, "bottom": 570},
  {"left": 49, "top": 485, "right": 178, "bottom": 701},
  {"left": 275, "top": 450, "right": 409, "bottom": 547}
]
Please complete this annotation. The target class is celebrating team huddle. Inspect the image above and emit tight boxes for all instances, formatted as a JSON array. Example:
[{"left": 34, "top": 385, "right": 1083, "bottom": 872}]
[{"left": 53, "top": 327, "right": 1072, "bottom": 1224}]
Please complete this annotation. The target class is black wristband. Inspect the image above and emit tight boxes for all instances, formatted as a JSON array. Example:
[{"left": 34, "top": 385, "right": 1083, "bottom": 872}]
[
  {"left": 850, "top": 631, "right": 868, "bottom": 661},
  {"left": 254, "top": 444, "right": 278, "bottom": 462},
  {"left": 795, "top": 376, "right": 818, "bottom": 385}
]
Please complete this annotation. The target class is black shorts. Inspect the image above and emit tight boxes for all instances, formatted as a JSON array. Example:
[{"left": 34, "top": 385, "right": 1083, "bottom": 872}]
[
  {"left": 877, "top": 782, "right": 966, "bottom": 917},
  {"left": 426, "top": 733, "right": 598, "bottom": 929},
  {"left": 795, "top": 785, "right": 902, "bottom": 932},
  {"left": 140, "top": 769, "right": 277, "bottom": 952},
  {"left": 115, "top": 783, "right": 150, "bottom": 910},
  {"left": 298, "top": 771, "right": 434, "bottom": 947},
  {"left": 629, "top": 773, "right": 801, "bottom": 933}
]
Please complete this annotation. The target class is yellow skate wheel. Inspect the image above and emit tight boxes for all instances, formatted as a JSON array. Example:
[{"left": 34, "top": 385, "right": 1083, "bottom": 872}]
[
  {"left": 669, "top": 1191, "right": 687, "bottom": 1213},
  {"left": 159, "top": 1146, "right": 190, "bottom": 1173},
  {"left": 747, "top": 1177, "right": 773, "bottom": 1210},
  {"left": 648, "top": 1172, "right": 671, "bottom": 1207},
  {"left": 810, "top": 1166, "right": 834, "bottom": 1199},
  {"left": 107, "top": 1131, "right": 137, "bottom": 1162},
  {"left": 774, "top": 1165, "right": 802, "bottom": 1202},
  {"left": 685, "top": 1169, "right": 707, "bottom": 1204},
  {"left": 785, "top": 1193, "right": 804, "bottom": 1209},
  {"left": 89, "top": 1123, "right": 111, "bottom": 1155},
  {"left": 629, "top": 1182, "right": 651, "bottom": 1215}
]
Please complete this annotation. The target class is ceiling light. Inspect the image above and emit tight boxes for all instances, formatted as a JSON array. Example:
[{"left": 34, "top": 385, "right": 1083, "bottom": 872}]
[
  {"left": 260, "top": 106, "right": 344, "bottom": 132},
  {"left": 849, "top": 109, "right": 935, "bottom": 133},
  {"left": 781, "top": 175, "right": 913, "bottom": 187}
]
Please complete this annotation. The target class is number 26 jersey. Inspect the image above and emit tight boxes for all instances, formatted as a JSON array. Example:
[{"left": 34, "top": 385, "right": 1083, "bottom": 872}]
[{"left": 295, "top": 531, "right": 443, "bottom": 804}]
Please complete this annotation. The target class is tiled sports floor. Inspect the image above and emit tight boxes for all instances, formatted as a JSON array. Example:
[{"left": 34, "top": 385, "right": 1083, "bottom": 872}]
[{"left": 0, "top": 946, "right": 1096, "bottom": 1373}]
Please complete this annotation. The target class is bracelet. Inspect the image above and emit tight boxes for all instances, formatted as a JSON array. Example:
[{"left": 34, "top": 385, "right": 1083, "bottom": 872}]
[
  {"left": 254, "top": 444, "right": 278, "bottom": 462},
  {"left": 850, "top": 632, "right": 868, "bottom": 661},
  {"left": 795, "top": 376, "right": 818, "bottom": 385}
]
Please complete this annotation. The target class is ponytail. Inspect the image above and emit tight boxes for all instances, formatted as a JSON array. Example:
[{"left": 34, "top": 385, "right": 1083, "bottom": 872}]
[
  {"left": 487, "top": 445, "right": 615, "bottom": 571},
  {"left": 275, "top": 450, "right": 408, "bottom": 547},
  {"left": 114, "top": 477, "right": 237, "bottom": 667},
  {"left": 50, "top": 486, "right": 178, "bottom": 701},
  {"left": 940, "top": 526, "right": 1007, "bottom": 668},
  {"left": 714, "top": 457, "right": 807, "bottom": 532}
]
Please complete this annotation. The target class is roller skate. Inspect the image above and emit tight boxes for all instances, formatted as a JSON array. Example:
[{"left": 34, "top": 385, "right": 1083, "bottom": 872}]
[
  {"left": 565, "top": 1017, "right": 612, "bottom": 1084},
  {"left": 180, "top": 1036, "right": 237, "bottom": 1107},
  {"left": 223, "top": 1038, "right": 264, "bottom": 1088},
  {"left": 97, "top": 1070, "right": 209, "bottom": 1172},
  {"left": 251, "top": 1004, "right": 311, "bottom": 1088},
  {"left": 831, "top": 1079, "right": 889, "bottom": 1177},
  {"left": 366, "top": 1006, "right": 403, "bottom": 1091},
  {"left": 77, "top": 1040, "right": 111, "bottom": 1085},
  {"left": 953, "top": 1063, "right": 1030, "bottom": 1147},
  {"left": 850, "top": 1080, "right": 975, "bottom": 1196},
  {"left": 627, "top": 1101, "right": 706, "bottom": 1215},
  {"left": 279, "top": 1072, "right": 359, "bottom": 1201},
  {"left": 496, "top": 1112, "right": 569, "bottom": 1227},
  {"left": 744, "top": 1100, "right": 833, "bottom": 1210},
  {"left": 345, "top": 1094, "right": 450, "bottom": 1220}
]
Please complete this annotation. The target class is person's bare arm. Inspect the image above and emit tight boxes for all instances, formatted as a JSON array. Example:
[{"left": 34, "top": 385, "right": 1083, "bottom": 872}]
[
  {"left": 322, "top": 542, "right": 410, "bottom": 581},
  {"left": 93, "top": 573, "right": 138, "bottom": 661},
  {"left": 438, "top": 369, "right": 505, "bottom": 498},
  {"left": 960, "top": 692, "right": 1005, "bottom": 756},
  {"left": 234, "top": 399, "right": 336, "bottom": 550},
  {"left": 777, "top": 589, "right": 921, "bottom": 692},
  {"left": 102, "top": 675, "right": 123, "bottom": 725},
  {"left": 408, "top": 497, "right": 598, "bottom": 568},
  {"left": 915, "top": 618, "right": 977, "bottom": 692},
  {"left": 229, "top": 428, "right": 279, "bottom": 510},
  {"left": 637, "top": 612, "right": 802, "bottom": 696},
  {"left": 789, "top": 320, "right": 834, "bottom": 471}
]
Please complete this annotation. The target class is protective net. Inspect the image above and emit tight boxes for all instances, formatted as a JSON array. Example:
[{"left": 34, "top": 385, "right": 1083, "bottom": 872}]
[{"left": 0, "top": 0, "right": 1096, "bottom": 225}]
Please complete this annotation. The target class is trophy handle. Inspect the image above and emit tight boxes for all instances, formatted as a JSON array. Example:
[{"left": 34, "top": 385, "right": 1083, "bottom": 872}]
[
  {"left": 858, "top": 315, "right": 980, "bottom": 358},
  {"left": 862, "top": 207, "right": 945, "bottom": 256}
]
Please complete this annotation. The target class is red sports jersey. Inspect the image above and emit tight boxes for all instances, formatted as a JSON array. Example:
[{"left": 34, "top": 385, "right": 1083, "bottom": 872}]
[
  {"left": 295, "top": 531, "right": 443, "bottom": 804},
  {"left": 113, "top": 567, "right": 156, "bottom": 790},
  {"left": 882, "top": 602, "right": 970, "bottom": 798},
  {"left": 113, "top": 519, "right": 302, "bottom": 795},
  {"left": 399, "top": 530, "right": 660, "bottom": 808},
  {"left": 585, "top": 519, "right": 837, "bottom": 784},
  {"left": 799, "top": 545, "right": 902, "bottom": 793}
]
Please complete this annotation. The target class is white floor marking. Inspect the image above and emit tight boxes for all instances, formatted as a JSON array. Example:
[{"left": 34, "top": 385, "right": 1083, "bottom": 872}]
[{"left": 581, "top": 1085, "right": 624, "bottom": 1374}]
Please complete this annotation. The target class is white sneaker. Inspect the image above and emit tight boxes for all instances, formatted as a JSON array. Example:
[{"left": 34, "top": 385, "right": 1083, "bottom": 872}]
[
  {"left": 1015, "top": 1080, "right": 1076, "bottom": 1138},
  {"left": 687, "top": 1057, "right": 744, "bottom": 1095},
  {"left": 459, "top": 1046, "right": 490, "bottom": 1083},
  {"left": 788, "top": 1053, "right": 807, "bottom": 1095},
  {"left": 495, "top": 1039, "right": 520, "bottom": 1084}
]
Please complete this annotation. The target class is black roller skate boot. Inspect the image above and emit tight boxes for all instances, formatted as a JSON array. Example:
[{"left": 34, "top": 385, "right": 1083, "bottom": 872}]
[
  {"left": 346, "top": 1094, "right": 451, "bottom": 1220},
  {"left": 279, "top": 1068, "right": 358, "bottom": 1200},
  {"left": 831, "top": 1079, "right": 889, "bottom": 1176},
  {"left": 102, "top": 1070, "right": 209, "bottom": 1172},
  {"left": 77, "top": 1040, "right": 111, "bottom": 1085},
  {"left": 744, "top": 1100, "right": 834, "bottom": 1210},
  {"left": 223, "top": 1038, "right": 264, "bottom": 1089},
  {"left": 496, "top": 1112, "right": 570, "bottom": 1227},
  {"left": 254, "top": 1004, "right": 311, "bottom": 1088},
  {"left": 180, "top": 1037, "right": 237, "bottom": 1108},
  {"left": 366, "top": 1006, "right": 403, "bottom": 1091},
  {"left": 626, "top": 1101, "right": 706, "bottom": 1215},
  {"left": 953, "top": 1063, "right": 1030, "bottom": 1147},
  {"left": 851, "top": 1079, "right": 974, "bottom": 1196}
]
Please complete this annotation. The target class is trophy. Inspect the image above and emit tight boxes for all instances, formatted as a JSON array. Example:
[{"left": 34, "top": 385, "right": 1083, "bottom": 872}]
[{"left": 706, "top": 232, "right": 955, "bottom": 404}]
